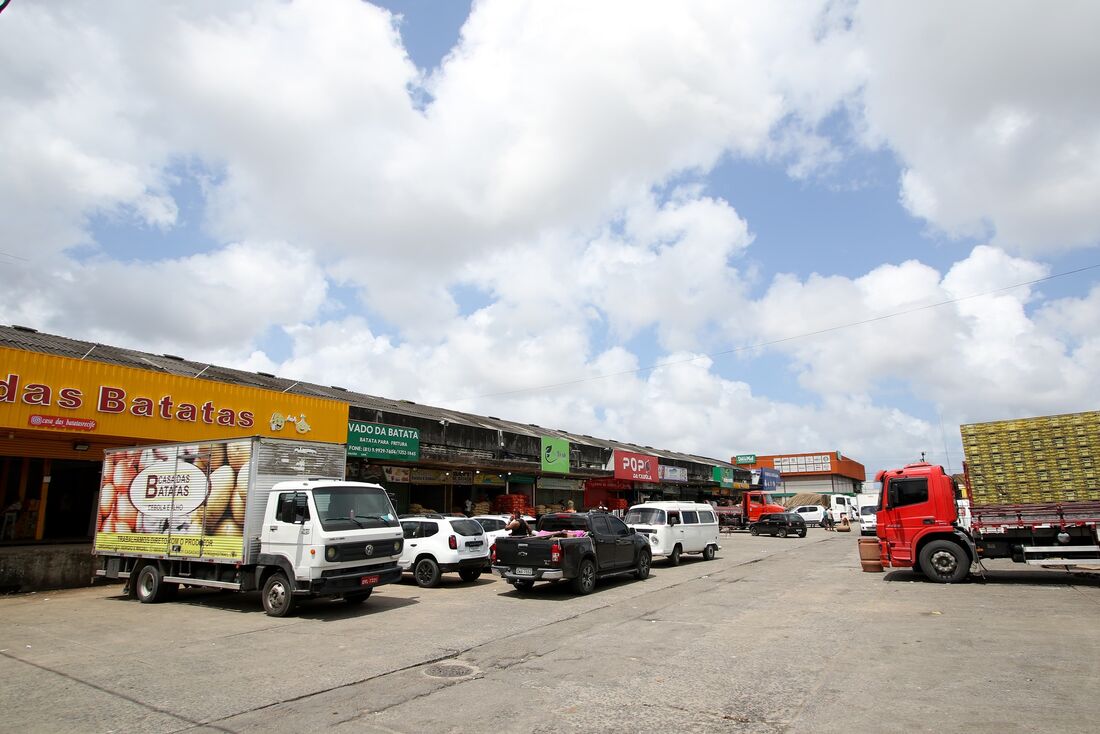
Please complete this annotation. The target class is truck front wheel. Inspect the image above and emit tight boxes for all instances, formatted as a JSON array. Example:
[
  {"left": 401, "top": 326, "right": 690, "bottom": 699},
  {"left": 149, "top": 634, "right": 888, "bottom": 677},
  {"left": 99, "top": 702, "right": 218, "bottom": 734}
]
[
  {"left": 135, "top": 564, "right": 165, "bottom": 604},
  {"left": 919, "top": 540, "right": 969, "bottom": 583},
  {"left": 572, "top": 558, "right": 596, "bottom": 595},
  {"left": 262, "top": 572, "right": 296, "bottom": 617}
]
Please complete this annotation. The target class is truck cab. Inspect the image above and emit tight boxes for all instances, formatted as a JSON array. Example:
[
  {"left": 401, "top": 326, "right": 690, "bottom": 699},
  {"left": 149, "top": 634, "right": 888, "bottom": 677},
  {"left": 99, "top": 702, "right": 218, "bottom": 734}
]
[
  {"left": 256, "top": 480, "right": 404, "bottom": 615},
  {"left": 742, "top": 491, "right": 787, "bottom": 524},
  {"left": 875, "top": 462, "right": 972, "bottom": 581}
]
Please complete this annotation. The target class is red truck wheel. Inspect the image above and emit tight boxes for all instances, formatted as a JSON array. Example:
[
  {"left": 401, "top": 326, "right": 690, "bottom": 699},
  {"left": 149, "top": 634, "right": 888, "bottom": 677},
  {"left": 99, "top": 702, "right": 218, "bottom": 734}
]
[{"left": 919, "top": 540, "right": 969, "bottom": 583}]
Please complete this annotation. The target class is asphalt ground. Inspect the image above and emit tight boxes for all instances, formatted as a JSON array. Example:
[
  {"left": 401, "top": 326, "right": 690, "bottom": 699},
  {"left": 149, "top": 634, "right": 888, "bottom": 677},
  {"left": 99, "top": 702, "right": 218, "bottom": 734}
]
[{"left": 1, "top": 531, "right": 1098, "bottom": 733}]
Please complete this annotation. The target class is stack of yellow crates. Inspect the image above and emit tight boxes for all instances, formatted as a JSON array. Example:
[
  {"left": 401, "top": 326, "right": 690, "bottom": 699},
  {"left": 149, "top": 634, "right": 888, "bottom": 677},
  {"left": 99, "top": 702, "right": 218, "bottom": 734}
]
[{"left": 960, "top": 411, "right": 1099, "bottom": 505}]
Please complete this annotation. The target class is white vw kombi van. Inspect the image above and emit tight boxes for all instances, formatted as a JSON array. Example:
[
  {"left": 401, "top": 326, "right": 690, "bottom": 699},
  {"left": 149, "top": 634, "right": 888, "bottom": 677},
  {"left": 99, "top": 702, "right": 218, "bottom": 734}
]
[{"left": 623, "top": 501, "right": 720, "bottom": 565}]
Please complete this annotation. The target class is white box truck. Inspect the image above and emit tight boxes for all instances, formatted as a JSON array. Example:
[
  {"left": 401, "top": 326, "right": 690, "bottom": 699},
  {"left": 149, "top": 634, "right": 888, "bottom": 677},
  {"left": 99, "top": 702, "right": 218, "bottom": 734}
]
[{"left": 93, "top": 437, "right": 403, "bottom": 616}]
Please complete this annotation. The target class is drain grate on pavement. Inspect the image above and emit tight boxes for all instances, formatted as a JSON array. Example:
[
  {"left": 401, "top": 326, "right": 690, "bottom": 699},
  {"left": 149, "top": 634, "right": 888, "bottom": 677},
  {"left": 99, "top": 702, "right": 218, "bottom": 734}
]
[{"left": 424, "top": 662, "right": 478, "bottom": 679}]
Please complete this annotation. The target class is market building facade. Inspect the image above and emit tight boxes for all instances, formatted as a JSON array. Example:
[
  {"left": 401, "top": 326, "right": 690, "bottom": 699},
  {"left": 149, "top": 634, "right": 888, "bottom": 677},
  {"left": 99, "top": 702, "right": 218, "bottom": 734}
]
[
  {"left": 736, "top": 451, "right": 866, "bottom": 501},
  {"left": 1, "top": 325, "right": 742, "bottom": 591}
]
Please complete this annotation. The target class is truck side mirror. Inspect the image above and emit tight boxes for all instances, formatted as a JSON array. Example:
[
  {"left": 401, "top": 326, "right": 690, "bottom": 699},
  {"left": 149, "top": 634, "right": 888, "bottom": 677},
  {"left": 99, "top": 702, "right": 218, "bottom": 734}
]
[{"left": 279, "top": 498, "right": 297, "bottom": 524}]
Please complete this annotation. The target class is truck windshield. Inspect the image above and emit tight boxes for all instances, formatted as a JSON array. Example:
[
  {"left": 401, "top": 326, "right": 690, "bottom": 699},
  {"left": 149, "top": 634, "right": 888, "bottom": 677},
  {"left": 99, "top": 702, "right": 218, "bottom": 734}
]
[
  {"left": 762, "top": 494, "right": 780, "bottom": 506},
  {"left": 623, "top": 508, "right": 666, "bottom": 525},
  {"left": 312, "top": 486, "right": 398, "bottom": 531}
]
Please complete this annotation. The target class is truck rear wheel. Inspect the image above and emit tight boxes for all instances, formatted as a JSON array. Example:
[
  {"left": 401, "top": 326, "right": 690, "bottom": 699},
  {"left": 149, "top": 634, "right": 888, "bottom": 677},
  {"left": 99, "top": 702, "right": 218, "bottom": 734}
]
[
  {"left": 512, "top": 579, "right": 535, "bottom": 591},
  {"left": 262, "top": 572, "right": 296, "bottom": 617},
  {"left": 135, "top": 564, "right": 165, "bottom": 604},
  {"left": 572, "top": 558, "right": 596, "bottom": 595},
  {"left": 919, "top": 540, "right": 969, "bottom": 583}
]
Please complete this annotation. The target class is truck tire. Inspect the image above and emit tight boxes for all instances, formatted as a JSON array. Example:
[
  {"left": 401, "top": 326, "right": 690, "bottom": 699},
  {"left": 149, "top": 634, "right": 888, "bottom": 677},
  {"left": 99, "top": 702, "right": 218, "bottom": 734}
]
[
  {"left": 512, "top": 579, "right": 535, "bottom": 591},
  {"left": 135, "top": 564, "right": 165, "bottom": 604},
  {"left": 572, "top": 558, "right": 596, "bottom": 595},
  {"left": 414, "top": 557, "right": 441, "bottom": 588},
  {"left": 262, "top": 572, "right": 296, "bottom": 617},
  {"left": 458, "top": 568, "right": 482, "bottom": 582},
  {"left": 343, "top": 589, "right": 372, "bottom": 605},
  {"left": 668, "top": 545, "right": 682, "bottom": 566},
  {"left": 702, "top": 544, "right": 716, "bottom": 561},
  {"left": 919, "top": 540, "right": 969, "bottom": 583},
  {"left": 634, "top": 549, "right": 651, "bottom": 579}
]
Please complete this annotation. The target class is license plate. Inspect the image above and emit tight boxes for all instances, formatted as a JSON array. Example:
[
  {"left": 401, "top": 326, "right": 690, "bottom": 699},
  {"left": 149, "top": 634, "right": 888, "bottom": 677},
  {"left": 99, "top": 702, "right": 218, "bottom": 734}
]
[
  {"left": 360, "top": 575, "right": 380, "bottom": 586},
  {"left": 513, "top": 567, "right": 534, "bottom": 576},
  {"left": 466, "top": 540, "right": 483, "bottom": 547}
]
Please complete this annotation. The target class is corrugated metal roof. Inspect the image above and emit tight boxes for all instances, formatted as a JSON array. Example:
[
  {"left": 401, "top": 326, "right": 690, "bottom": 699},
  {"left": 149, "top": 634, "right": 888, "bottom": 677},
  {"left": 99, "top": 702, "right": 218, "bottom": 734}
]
[{"left": 0, "top": 324, "right": 734, "bottom": 470}]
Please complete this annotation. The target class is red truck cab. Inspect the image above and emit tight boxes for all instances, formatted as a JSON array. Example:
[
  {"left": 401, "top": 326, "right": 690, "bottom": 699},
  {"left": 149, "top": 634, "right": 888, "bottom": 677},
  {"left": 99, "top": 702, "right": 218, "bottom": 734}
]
[{"left": 876, "top": 462, "right": 974, "bottom": 581}]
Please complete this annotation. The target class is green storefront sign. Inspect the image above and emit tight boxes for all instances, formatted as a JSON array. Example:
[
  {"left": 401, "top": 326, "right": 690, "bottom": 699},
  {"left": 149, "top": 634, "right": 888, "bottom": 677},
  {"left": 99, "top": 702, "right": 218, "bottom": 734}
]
[
  {"left": 734, "top": 454, "right": 756, "bottom": 465},
  {"left": 540, "top": 436, "right": 570, "bottom": 474},
  {"left": 712, "top": 466, "right": 735, "bottom": 488},
  {"left": 347, "top": 420, "right": 420, "bottom": 461}
]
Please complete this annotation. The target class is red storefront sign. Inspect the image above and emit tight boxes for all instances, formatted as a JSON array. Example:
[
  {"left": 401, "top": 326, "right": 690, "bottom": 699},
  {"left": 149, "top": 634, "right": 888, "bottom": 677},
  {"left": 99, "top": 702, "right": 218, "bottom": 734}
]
[
  {"left": 585, "top": 477, "right": 634, "bottom": 492},
  {"left": 612, "top": 450, "right": 658, "bottom": 483}
]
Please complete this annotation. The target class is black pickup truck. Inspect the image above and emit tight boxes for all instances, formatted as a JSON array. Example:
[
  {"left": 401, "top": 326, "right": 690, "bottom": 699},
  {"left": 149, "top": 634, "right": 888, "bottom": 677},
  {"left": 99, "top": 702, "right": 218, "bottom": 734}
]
[{"left": 492, "top": 512, "right": 651, "bottom": 594}]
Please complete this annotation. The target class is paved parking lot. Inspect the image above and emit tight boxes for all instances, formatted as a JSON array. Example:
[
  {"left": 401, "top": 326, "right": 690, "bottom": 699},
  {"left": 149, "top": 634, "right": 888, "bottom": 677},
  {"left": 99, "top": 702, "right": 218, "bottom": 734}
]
[{"left": 2, "top": 531, "right": 1098, "bottom": 733}]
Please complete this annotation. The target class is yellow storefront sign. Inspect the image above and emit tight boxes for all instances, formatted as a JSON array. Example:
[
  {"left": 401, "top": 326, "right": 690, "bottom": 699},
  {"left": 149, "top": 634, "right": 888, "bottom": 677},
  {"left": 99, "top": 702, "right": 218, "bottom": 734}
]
[{"left": 0, "top": 346, "right": 348, "bottom": 443}]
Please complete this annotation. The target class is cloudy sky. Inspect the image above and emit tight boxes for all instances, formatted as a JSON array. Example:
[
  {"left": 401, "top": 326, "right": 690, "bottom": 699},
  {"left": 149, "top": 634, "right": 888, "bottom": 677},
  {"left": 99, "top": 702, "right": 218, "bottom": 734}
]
[{"left": 2, "top": 0, "right": 1099, "bottom": 477}]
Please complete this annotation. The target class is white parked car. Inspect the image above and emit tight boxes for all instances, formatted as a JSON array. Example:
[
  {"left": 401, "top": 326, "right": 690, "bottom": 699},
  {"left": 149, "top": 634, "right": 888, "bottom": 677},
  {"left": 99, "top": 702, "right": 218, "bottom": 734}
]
[
  {"left": 790, "top": 504, "right": 828, "bottom": 527},
  {"left": 859, "top": 504, "right": 879, "bottom": 536},
  {"left": 623, "top": 502, "right": 720, "bottom": 565},
  {"left": 398, "top": 514, "right": 490, "bottom": 588}
]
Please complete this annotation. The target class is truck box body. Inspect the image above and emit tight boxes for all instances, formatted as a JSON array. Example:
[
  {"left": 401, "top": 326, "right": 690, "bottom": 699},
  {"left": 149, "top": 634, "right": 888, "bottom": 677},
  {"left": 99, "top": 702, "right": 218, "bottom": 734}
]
[
  {"left": 961, "top": 411, "right": 1100, "bottom": 505},
  {"left": 95, "top": 437, "right": 346, "bottom": 564}
]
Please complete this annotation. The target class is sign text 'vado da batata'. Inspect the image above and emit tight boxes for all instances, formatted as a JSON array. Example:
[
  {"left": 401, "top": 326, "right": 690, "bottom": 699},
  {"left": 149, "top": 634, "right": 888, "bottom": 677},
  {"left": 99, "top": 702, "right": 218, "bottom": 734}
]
[{"left": 347, "top": 420, "right": 420, "bottom": 461}]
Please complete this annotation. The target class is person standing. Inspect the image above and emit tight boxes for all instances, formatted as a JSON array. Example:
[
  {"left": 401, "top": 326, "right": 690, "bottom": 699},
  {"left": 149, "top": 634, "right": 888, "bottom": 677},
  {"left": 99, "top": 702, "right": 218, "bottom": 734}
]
[{"left": 506, "top": 513, "right": 530, "bottom": 536}]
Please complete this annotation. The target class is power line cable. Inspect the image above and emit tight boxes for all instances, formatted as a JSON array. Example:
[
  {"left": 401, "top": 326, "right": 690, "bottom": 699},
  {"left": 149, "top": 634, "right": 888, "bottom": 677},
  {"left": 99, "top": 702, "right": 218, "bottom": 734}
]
[{"left": 447, "top": 262, "right": 1100, "bottom": 403}]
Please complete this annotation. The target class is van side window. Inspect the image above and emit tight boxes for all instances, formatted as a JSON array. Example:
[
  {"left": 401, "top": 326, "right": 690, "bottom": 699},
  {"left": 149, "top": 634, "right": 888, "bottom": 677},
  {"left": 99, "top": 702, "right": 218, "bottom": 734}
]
[
  {"left": 698, "top": 511, "right": 715, "bottom": 523},
  {"left": 668, "top": 511, "right": 680, "bottom": 524},
  {"left": 682, "top": 511, "right": 699, "bottom": 524},
  {"left": 890, "top": 478, "right": 929, "bottom": 507}
]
